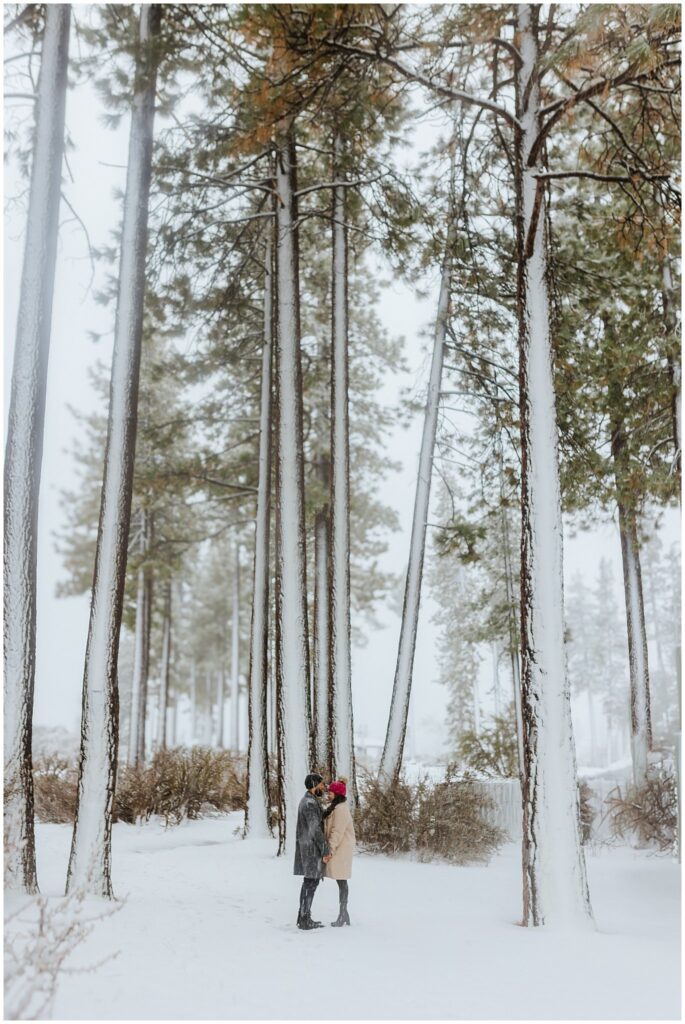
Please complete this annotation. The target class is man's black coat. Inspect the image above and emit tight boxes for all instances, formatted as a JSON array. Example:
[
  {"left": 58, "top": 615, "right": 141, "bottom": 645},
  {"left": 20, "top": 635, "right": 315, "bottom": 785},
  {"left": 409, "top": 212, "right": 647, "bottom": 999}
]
[{"left": 293, "top": 791, "right": 329, "bottom": 878}]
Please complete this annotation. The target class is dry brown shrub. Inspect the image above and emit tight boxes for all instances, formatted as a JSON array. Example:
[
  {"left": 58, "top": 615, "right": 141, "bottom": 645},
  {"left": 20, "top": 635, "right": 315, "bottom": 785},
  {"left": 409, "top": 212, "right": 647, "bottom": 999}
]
[
  {"left": 32, "top": 757, "right": 77, "bottom": 824},
  {"left": 415, "top": 766, "right": 505, "bottom": 864},
  {"left": 114, "top": 747, "right": 246, "bottom": 825},
  {"left": 355, "top": 766, "right": 504, "bottom": 864},
  {"left": 604, "top": 766, "right": 678, "bottom": 853},
  {"left": 355, "top": 772, "right": 418, "bottom": 855}
]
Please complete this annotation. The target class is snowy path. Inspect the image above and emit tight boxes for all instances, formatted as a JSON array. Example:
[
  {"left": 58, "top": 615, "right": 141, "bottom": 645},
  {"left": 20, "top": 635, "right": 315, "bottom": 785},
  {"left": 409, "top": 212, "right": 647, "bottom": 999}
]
[{"left": 8, "top": 815, "right": 680, "bottom": 1020}]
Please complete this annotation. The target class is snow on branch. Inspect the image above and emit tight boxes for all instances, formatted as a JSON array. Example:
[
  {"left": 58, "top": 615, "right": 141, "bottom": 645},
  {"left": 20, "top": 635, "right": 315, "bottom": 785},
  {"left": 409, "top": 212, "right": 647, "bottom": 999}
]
[
  {"left": 530, "top": 58, "right": 681, "bottom": 166},
  {"left": 294, "top": 175, "right": 385, "bottom": 198},
  {"left": 533, "top": 170, "right": 671, "bottom": 184},
  {"left": 325, "top": 39, "right": 521, "bottom": 129}
]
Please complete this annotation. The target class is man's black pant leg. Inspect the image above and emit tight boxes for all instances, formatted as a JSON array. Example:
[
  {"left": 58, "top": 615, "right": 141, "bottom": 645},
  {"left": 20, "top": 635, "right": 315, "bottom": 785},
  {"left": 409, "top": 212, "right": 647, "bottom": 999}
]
[{"left": 299, "top": 877, "right": 320, "bottom": 918}]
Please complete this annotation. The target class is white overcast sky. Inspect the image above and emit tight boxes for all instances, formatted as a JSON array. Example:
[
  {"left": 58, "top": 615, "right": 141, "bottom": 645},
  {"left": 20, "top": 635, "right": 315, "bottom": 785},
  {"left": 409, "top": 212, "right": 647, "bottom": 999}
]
[{"left": 4, "top": 13, "right": 678, "bottom": 759}]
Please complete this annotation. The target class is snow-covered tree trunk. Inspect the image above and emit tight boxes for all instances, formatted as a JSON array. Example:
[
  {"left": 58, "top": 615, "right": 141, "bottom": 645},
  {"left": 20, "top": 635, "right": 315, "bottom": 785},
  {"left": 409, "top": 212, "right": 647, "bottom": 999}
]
[
  {"left": 607, "top": 354, "right": 653, "bottom": 788},
  {"left": 138, "top": 518, "right": 153, "bottom": 765},
  {"left": 491, "top": 642, "right": 501, "bottom": 717},
  {"left": 245, "top": 227, "right": 273, "bottom": 838},
  {"left": 313, "top": 506, "right": 331, "bottom": 770},
  {"left": 618, "top": 512, "right": 653, "bottom": 787},
  {"left": 190, "top": 661, "right": 197, "bottom": 744},
  {"left": 586, "top": 690, "right": 598, "bottom": 767},
  {"left": 472, "top": 675, "right": 481, "bottom": 737},
  {"left": 514, "top": 4, "right": 592, "bottom": 927},
  {"left": 661, "top": 258, "right": 681, "bottom": 474},
  {"left": 379, "top": 211, "right": 454, "bottom": 783},
  {"left": 497, "top": 438, "right": 525, "bottom": 782},
  {"left": 274, "top": 128, "right": 312, "bottom": 852},
  {"left": 170, "top": 700, "right": 178, "bottom": 748},
  {"left": 127, "top": 508, "right": 150, "bottom": 767},
  {"left": 329, "top": 139, "right": 355, "bottom": 791},
  {"left": 66, "top": 5, "right": 161, "bottom": 898},
  {"left": 4, "top": 4, "right": 70, "bottom": 895},
  {"left": 230, "top": 541, "right": 241, "bottom": 752},
  {"left": 157, "top": 580, "right": 172, "bottom": 751},
  {"left": 204, "top": 670, "right": 212, "bottom": 744},
  {"left": 643, "top": 553, "right": 667, "bottom": 679},
  {"left": 614, "top": 497, "right": 653, "bottom": 786},
  {"left": 215, "top": 670, "right": 225, "bottom": 749}
]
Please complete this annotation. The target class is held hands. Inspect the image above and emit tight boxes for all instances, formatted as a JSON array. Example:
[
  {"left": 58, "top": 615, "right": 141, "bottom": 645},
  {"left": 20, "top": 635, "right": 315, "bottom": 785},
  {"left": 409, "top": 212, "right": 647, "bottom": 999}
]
[{"left": 323, "top": 854, "right": 332, "bottom": 863}]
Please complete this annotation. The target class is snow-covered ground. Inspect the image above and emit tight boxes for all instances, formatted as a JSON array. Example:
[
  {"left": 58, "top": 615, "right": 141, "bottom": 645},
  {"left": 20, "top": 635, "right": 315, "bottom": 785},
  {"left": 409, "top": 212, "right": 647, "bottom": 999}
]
[{"left": 5, "top": 815, "right": 681, "bottom": 1020}]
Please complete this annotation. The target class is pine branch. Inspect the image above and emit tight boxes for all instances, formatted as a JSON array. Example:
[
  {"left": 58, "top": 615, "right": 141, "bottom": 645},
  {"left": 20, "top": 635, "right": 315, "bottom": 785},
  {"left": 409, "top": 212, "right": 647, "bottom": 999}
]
[
  {"left": 531, "top": 58, "right": 681, "bottom": 165},
  {"left": 534, "top": 170, "right": 671, "bottom": 183},
  {"left": 294, "top": 175, "right": 384, "bottom": 198},
  {"left": 325, "top": 38, "right": 521, "bottom": 129}
]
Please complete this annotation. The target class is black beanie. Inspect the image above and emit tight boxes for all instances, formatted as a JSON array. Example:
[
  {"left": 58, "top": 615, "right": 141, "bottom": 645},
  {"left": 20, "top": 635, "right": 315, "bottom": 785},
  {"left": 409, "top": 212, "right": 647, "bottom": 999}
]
[{"left": 305, "top": 772, "right": 323, "bottom": 791}]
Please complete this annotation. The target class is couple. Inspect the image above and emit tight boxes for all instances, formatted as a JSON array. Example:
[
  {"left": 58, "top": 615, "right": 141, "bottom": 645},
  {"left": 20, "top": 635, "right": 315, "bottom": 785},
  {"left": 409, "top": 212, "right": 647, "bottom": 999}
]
[{"left": 294, "top": 772, "right": 355, "bottom": 931}]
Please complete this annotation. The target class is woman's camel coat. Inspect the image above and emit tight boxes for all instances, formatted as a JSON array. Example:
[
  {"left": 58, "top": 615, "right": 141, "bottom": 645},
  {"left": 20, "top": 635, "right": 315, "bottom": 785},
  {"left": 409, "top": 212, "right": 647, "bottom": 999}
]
[{"left": 324, "top": 800, "right": 356, "bottom": 880}]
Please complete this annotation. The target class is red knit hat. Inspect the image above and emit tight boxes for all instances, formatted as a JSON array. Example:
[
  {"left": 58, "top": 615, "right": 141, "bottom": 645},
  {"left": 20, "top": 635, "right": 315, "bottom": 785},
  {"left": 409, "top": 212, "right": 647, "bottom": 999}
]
[{"left": 329, "top": 780, "right": 346, "bottom": 797}]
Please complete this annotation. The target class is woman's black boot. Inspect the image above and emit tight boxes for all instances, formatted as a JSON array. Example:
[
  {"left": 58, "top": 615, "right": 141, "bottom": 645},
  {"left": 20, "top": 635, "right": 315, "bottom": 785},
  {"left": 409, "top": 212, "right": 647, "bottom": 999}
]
[{"left": 331, "top": 882, "right": 350, "bottom": 927}]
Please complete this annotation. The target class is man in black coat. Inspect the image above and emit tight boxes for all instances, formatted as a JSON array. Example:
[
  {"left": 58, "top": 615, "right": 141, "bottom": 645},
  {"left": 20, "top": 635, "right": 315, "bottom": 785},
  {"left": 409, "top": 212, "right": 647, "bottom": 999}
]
[{"left": 294, "top": 773, "right": 331, "bottom": 930}]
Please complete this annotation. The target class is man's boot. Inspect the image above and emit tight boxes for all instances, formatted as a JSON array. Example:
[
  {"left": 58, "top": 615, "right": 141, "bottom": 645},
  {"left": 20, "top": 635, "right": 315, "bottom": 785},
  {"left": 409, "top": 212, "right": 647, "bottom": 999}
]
[{"left": 298, "top": 880, "right": 323, "bottom": 929}]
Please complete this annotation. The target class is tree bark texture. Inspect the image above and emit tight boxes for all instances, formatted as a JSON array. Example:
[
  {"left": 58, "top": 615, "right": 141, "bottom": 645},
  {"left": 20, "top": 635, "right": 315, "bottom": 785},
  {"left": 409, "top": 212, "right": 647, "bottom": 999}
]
[
  {"left": 66, "top": 5, "right": 161, "bottom": 897},
  {"left": 231, "top": 540, "right": 241, "bottom": 752},
  {"left": 329, "top": 138, "right": 355, "bottom": 793},
  {"left": 190, "top": 661, "right": 197, "bottom": 743},
  {"left": 617, "top": 508, "right": 653, "bottom": 787},
  {"left": 661, "top": 259, "right": 681, "bottom": 475},
  {"left": 515, "top": 4, "right": 592, "bottom": 927},
  {"left": 127, "top": 507, "right": 151, "bottom": 767},
  {"left": 215, "top": 670, "right": 225, "bottom": 749},
  {"left": 274, "top": 128, "right": 312, "bottom": 853},
  {"left": 4, "top": 4, "right": 71, "bottom": 894},
  {"left": 313, "top": 506, "right": 331, "bottom": 771},
  {"left": 379, "top": 201, "right": 454, "bottom": 783},
  {"left": 157, "top": 579, "right": 172, "bottom": 751},
  {"left": 497, "top": 432, "right": 525, "bottom": 783},
  {"left": 245, "top": 226, "right": 274, "bottom": 838}
]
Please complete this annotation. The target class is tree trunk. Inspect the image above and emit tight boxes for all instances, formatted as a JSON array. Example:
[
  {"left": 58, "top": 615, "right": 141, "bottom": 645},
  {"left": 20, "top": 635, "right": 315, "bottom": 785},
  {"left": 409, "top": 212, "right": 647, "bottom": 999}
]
[
  {"left": 607, "top": 358, "right": 653, "bottom": 788},
  {"left": 190, "top": 661, "right": 197, "bottom": 744},
  {"left": 329, "top": 136, "right": 355, "bottom": 793},
  {"left": 204, "top": 670, "right": 212, "bottom": 745},
  {"left": 497, "top": 436, "right": 525, "bottom": 782},
  {"left": 313, "top": 506, "right": 331, "bottom": 771},
  {"left": 167, "top": 700, "right": 176, "bottom": 748},
  {"left": 661, "top": 258, "right": 681, "bottom": 474},
  {"left": 231, "top": 540, "right": 241, "bottom": 752},
  {"left": 586, "top": 689, "right": 597, "bottom": 767},
  {"left": 644, "top": 551, "right": 667, "bottom": 680},
  {"left": 515, "top": 4, "right": 592, "bottom": 927},
  {"left": 127, "top": 507, "right": 150, "bottom": 767},
  {"left": 245, "top": 228, "right": 273, "bottom": 837},
  {"left": 472, "top": 674, "right": 481, "bottom": 737},
  {"left": 138, "top": 518, "right": 153, "bottom": 765},
  {"left": 491, "top": 642, "right": 501, "bottom": 718},
  {"left": 379, "top": 204, "right": 455, "bottom": 783},
  {"left": 215, "top": 670, "right": 225, "bottom": 749},
  {"left": 157, "top": 579, "right": 172, "bottom": 751},
  {"left": 66, "top": 5, "right": 161, "bottom": 897},
  {"left": 4, "top": 3, "right": 70, "bottom": 895},
  {"left": 615, "top": 500, "right": 653, "bottom": 787},
  {"left": 274, "top": 127, "right": 312, "bottom": 853}
]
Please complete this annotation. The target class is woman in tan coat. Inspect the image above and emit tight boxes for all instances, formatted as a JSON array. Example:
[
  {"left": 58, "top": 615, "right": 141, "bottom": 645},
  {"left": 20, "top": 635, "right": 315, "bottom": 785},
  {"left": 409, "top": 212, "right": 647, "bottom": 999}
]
[{"left": 323, "top": 779, "right": 355, "bottom": 927}]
